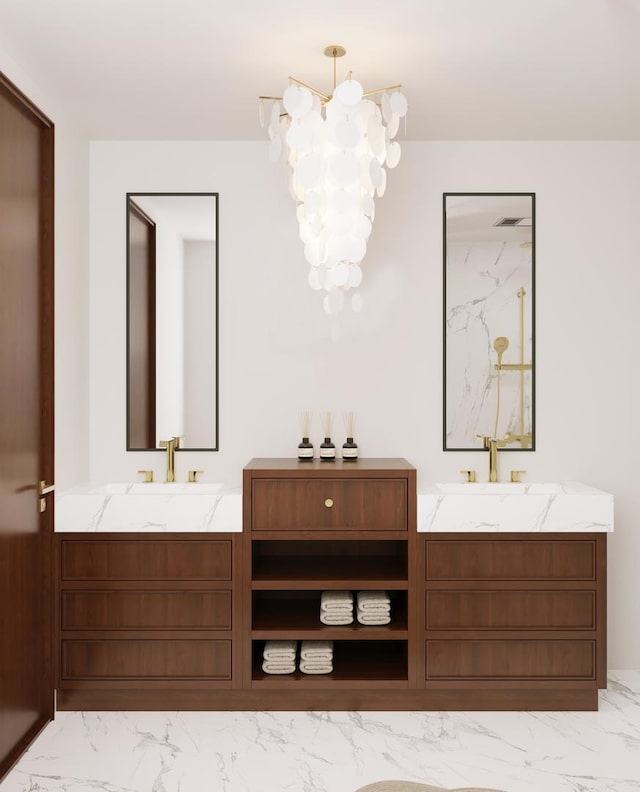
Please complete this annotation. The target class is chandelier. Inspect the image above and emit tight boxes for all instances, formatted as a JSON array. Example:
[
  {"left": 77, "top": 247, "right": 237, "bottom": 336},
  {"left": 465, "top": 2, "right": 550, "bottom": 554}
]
[{"left": 259, "top": 45, "right": 408, "bottom": 314}]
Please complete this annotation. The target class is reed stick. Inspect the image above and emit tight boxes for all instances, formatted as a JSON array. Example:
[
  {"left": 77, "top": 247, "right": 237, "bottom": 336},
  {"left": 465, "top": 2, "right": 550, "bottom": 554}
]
[
  {"left": 343, "top": 411, "right": 357, "bottom": 438},
  {"left": 298, "top": 411, "right": 312, "bottom": 437},
  {"left": 320, "top": 411, "right": 334, "bottom": 437}
]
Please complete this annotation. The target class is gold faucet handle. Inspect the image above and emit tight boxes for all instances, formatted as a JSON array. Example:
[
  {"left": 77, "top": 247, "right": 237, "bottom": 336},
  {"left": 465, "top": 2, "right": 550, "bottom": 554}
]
[
  {"left": 459, "top": 470, "right": 477, "bottom": 483},
  {"left": 510, "top": 470, "right": 527, "bottom": 483},
  {"left": 476, "top": 434, "right": 491, "bottom": 449},
  {"left": 188, "top": 470, "right": 204, "bottom": 483},
  {"left": 137, "top": 470, "right": 154, "bottom": 483},
  {"left": 172, "top": 435, "right": 185, "bottom": 449},
  {"left": 159, "top": 439, "right": 172, "bottom": 449}
]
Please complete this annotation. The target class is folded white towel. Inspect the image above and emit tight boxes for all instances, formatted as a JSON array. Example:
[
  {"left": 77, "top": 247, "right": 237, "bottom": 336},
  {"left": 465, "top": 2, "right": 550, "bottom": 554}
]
[
  {"left": 320, "top": 605, "right": 353, "bottom": 614},
  {"left": 299, "top": 662, "right": 333, "bottom": 675},
  {"left": 263, "top": 640, "right": 297, "bottom": 660},
  {"left": 321, "top": 591, "right": 353, "bottom": 611},
  {"left": 300, "top": 640, "right": 334, "bottom": 659},
  {"left": 357, "top": 603, "right": 390, "bottom": 613},
  {"left": 357, "top": 591, "right": 390, "bottom": 610},
  {"left": 262, "top": 661, "right": 296, "bottom": 675},
  {"left": 320, "top": 613, "right": 353, "bottom": 625},
  {"left": 357, "top": 612, "right": 391, "bottom": 625}
]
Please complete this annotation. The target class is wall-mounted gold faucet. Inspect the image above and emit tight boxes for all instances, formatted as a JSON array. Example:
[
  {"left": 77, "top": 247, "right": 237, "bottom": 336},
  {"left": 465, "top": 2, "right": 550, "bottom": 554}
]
[
  {"left": 159, "top": 436, "right": 182, "bottom": 482},
  {"left": 478, "top": 435, "right": 507, "bottom": 482}
]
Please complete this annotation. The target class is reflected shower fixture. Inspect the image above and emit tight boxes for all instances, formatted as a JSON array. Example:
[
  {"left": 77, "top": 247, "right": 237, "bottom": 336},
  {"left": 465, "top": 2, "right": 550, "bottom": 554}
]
[
  {"left": 493, "top": 287, "right": 532, "bottom": 448},
  {"left": 259, "top": 45, "right": 408, "bottom": 315}
]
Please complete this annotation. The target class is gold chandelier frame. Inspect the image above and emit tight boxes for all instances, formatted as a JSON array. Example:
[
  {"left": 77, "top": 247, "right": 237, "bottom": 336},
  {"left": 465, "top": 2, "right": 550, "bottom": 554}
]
[{"left": 259, "top": 45, "right": 402, "bottom": 109}]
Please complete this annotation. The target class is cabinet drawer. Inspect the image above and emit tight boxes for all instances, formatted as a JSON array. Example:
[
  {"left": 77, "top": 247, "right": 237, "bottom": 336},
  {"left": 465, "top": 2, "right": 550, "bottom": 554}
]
[
  {"left": 61, "top": 540, "right": 232, "bottom": 581},
  {"left": 252, "top": 479, "right": 407, "bottom": 531},
  {"left": 62, "top": 639, "right": 231, "bottom": 680},
  {"left": 426, "top": 639, "right": 595, "bottom": 680},
  {"left": 426, "top": 590, "right": 596, "bottom": 630},
  {"left": 425, "top": 539, "right": 596, "bottom": 581},
  {"left": 62, "top": 590, "right": 232, "bottom": 630}
]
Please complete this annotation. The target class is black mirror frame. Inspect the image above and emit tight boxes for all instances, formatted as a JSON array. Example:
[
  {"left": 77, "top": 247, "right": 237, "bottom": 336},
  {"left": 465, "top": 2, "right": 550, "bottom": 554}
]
[
  {"left": 442, "top": 191, "right": 536, "bottom": 452},
  {"left": 126, "top": 191, "right": 219, "bottom": 453}
]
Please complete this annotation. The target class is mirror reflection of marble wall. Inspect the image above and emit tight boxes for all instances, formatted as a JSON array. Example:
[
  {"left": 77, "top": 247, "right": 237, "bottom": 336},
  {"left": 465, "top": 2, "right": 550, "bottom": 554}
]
[{"left": 444, "top": 193, "right": 535, "bottom": 451}]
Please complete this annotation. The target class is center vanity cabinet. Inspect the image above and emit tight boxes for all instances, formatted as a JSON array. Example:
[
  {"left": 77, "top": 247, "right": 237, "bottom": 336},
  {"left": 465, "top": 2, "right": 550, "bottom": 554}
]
[
  {"left": 243, "top": 458, "right": 418, "bottom": 707},
  {"left": 54, "top": 458, "right": 606, "bottom": 711}
]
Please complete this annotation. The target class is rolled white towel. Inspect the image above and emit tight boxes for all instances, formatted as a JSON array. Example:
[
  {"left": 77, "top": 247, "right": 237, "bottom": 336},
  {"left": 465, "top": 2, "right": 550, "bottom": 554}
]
[
  {"left": 299, "top": 661, "right": 333, "bottom": 675},
  {"left": 300, "top": 640, "right": 333, "bottom": 660},
  {"left": 263, "top": 640, "right": 297, "bottom": 660},
  {"left": 357, "top": 612, "right": 391, "bottom": 625},
  {"left": 357, "top": 591, "right": 390, "bottom": 611},
  {"left": 320, "top": 613, "right": 353, "bottom": 625},
  {"left": 321, "top": 591, "right": 353, "bottom": 611},
  {"left": 262, "top": 661, "right": 296, "bottom": 675}
]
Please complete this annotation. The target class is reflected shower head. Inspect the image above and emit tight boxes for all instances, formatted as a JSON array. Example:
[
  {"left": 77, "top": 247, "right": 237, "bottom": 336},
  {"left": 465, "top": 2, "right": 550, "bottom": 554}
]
[{"left": 494, "top": 336, "right": 509, "bottom": 358}]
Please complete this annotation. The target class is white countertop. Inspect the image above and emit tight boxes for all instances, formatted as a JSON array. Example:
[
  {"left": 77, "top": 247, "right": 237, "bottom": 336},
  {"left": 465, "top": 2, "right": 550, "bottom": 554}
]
[
  {"left": 55, "top": 481, "right": 614, "bottom": 533},
  {"left": 55, "top": 484, "right": 243, "bottom": 533},
  {"left": 417, "top": 481, "right": 614, "bottom": 533}
]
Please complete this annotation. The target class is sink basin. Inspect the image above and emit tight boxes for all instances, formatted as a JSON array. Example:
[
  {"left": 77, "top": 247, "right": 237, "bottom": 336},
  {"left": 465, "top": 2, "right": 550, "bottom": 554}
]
[
  {"left": 55, "top": 482, "right": 241, "bottom": 532},
  {"left": 92, "top": 482, "right": 225, "bottom": 495},
  {"left": 419, "top": 481, "right": 613, "bottom": 533},
  {"left": 435, "top": 482, "right": 528, "bottom": 494}
]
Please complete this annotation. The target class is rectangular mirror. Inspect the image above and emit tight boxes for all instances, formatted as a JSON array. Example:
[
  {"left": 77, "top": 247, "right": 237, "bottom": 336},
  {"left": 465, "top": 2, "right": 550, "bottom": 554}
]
[
  {"left": 127, "top": 192, "right": 218, "bottom": 451},
  {"left": 443, "top": 193, "right": 535, "bottom": 451}
]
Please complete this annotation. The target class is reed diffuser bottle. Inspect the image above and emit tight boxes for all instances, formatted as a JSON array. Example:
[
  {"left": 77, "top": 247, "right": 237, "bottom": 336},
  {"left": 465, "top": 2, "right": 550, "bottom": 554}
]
[
  {"left": 342, "top": 411, "right": 358, "bottom": 461},
  {"left": 319, "top": 411, "right": 336, "bottom": 461},
  {"left": 297, "top": 411, "right": 314, "bottom": 461}
]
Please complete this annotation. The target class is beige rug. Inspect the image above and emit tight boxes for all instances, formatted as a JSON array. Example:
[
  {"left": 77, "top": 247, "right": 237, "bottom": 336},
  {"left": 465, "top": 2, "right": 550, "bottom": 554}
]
[{"left": 355, "top": 782, "right": 507, "bottom": 792}]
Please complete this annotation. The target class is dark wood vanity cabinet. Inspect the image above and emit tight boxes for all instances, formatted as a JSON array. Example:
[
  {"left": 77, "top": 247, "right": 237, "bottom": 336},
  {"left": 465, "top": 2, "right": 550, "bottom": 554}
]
[
  {"left": 54, "top": 462, "right": 607, "bottom": 711},
  {"left": 56, "top": 534, "right": 241, "bottom": 709},
  {"left": 243, "top": 458, "right": 418, "bottom": 705},
  {"left": 420, "top": 533, "right": 607, "bottom": 703}
]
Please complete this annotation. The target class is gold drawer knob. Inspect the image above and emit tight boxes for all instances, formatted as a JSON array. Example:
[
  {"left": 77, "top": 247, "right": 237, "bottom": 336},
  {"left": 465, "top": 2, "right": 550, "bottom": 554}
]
[{"left": 324, "top": 498, "right": 334, "bottom": 508}]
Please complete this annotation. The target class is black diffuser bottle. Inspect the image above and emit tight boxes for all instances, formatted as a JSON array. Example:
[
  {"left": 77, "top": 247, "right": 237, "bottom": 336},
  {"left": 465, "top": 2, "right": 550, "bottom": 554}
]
[
  {"left": 297, "top": 411, "right": 314, "bottom": 461},
  {"left": 342, "top": 411, "right": 358, "bottom": 461},
  {"left": 319, "top": 411, "right": 336, "bottom": 461}
]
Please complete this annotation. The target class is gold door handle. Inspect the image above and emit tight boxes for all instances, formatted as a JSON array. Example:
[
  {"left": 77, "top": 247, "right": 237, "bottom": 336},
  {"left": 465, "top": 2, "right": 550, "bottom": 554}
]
[
  {"left": 38, "top": 480, "right": 55, "bottom": 513},
  {"left": 324, "top": 498, "right": 334, "bottom": 508}
]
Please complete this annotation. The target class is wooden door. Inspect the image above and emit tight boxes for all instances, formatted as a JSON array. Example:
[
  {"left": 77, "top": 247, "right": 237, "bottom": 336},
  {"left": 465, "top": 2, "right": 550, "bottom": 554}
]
[
  {"left": 0, "top": 72, "right": 54, "bottom": 780},
  {"left": 127, "top": 200, "right": 156, "bottom": 449}
]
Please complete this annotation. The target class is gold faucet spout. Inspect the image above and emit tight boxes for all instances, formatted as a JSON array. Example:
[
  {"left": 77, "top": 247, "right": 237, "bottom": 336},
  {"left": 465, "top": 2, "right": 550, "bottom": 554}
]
[
  {"left": 478, "top": 435, "right": 501, "bottom": 482},
  {"left": 159, "top": 438, "right": 177, "bottom": 483},
  {"left": 488, "top": 438, "right": 498, "bottom": 482}
]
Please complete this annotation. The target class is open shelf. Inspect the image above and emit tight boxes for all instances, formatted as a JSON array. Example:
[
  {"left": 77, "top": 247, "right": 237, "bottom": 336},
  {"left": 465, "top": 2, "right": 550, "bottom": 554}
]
[
  {"left": 252, "top": 590, "right": 407, "bottom": 639},
  {"left": 252, "top": 640, "right": 408, "bottom": 684},
  {"left": 252, "top": 540, "right": 408, "bottom": 588}
]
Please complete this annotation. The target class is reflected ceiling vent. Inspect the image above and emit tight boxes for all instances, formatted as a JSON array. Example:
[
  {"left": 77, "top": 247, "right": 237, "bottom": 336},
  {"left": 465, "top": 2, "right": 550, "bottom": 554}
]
[{"left": 494, "top": 217, "right": 532, "bottom": 227}]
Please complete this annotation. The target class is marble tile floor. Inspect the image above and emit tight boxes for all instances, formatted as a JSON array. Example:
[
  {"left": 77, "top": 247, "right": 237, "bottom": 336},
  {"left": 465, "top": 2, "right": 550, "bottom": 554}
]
[{"left": 2, "top": 672, "right": 639, "bottom": 792}]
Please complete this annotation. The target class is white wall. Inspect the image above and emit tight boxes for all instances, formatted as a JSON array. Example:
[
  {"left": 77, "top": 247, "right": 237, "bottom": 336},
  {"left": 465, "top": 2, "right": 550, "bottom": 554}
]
[
  {"left": 0, "top": 46, "right": 89, "bottom": 489},
  {"left": 89, "top": 140, "right": 640, "bottom": 669},
  {"left": 183, "top": 240, "right": 216, "bottom": 448},
  {"left": 155, "top": 220, "right": 185, "bottom": 442}
]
